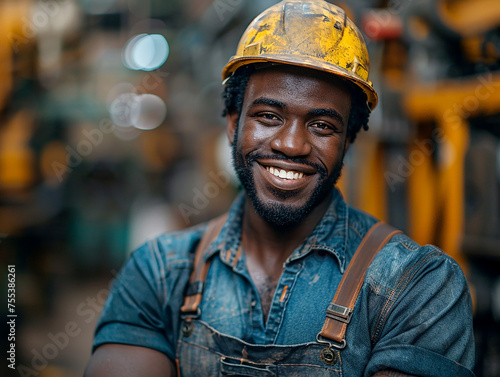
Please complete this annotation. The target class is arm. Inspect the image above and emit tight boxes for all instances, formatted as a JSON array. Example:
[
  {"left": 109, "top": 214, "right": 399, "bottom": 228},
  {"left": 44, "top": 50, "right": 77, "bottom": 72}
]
[
  {"left": 86, "top": 239, "right": 191, "bottom": 376},
  {"left": 365, "top": 245, "right": 475, "bottom": 377},
  {"left": 84, "top": 344, "right": 176, "bottom": 377}
]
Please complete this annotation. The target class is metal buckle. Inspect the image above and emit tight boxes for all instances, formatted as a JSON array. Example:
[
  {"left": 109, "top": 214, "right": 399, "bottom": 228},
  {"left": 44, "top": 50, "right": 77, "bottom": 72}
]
[
  {"left": 326, "top": 303, "right": 352, "bottom": 324},
  {"left": 316, "top": 333, "right": 347, "bottom": 350},
  {"left": 181, "top": 320, "right": 194, "bottom": 337},
  {"left": 181, "top": 307, "right": 201, "bottom": 320}
]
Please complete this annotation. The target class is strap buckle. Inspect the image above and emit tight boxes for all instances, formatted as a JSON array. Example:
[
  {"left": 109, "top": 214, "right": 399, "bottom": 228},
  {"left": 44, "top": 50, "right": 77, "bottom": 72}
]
[
  {"left": 326, "top": 303, "right": 352, "bottom": 324},
  {"left": 316, "top": 333, "right": 347, "bottom": 350},
  {"left": 181, "top": 307, "right": 201, "bottom": 320}
]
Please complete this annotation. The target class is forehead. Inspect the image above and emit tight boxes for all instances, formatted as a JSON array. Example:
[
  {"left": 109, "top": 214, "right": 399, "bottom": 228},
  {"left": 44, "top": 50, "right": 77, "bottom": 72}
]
[{"left": 243, "top": 65, "right": 352, "bottom": 112}]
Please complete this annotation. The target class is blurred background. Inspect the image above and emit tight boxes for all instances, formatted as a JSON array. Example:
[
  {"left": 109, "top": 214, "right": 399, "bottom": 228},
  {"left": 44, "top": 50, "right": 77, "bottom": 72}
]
[{"left": 0, "top": 0, "right": 498, "bottom": 376}]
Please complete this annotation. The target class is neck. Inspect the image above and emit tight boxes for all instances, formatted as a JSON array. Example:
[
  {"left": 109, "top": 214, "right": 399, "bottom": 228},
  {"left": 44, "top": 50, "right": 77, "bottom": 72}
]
[{"left": 241, "top": 192, "right": 332, "bottom": 263}]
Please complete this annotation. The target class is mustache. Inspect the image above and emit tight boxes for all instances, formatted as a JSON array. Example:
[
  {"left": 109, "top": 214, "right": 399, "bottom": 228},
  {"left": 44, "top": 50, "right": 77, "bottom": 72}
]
[{"left": 245, "top": 152, "right": 328, "bottom": 179}]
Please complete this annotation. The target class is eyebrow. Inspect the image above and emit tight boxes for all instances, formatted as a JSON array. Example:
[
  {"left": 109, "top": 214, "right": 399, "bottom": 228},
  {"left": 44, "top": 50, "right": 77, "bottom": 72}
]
[
  {"left": 251, "top": 97, "right": 287, "bottom": 110},
  {"left": 307, "top": 108, "right": 345, "bottom": 128}
]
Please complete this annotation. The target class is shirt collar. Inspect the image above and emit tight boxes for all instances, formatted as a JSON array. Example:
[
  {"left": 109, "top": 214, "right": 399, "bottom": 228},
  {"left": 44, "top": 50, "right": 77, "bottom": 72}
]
[{"left": 203, "top": 187, "right": 349, "bottom": 273}]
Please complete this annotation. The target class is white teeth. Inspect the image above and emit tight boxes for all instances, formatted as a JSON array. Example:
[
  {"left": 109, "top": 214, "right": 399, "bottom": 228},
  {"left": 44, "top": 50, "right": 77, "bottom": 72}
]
[{"left": 265, "top": 166, "right": 305, "bottom": 180}]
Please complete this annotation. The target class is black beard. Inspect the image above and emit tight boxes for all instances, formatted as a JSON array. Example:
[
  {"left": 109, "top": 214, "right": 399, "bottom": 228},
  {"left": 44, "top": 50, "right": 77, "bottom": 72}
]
[{"left": 231, "top": 128, "right": 344, "bottom": 229}]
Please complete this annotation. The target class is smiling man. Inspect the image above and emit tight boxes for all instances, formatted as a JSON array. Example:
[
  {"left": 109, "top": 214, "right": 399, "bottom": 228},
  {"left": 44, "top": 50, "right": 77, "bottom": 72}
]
[
  {"left": 230, "top": 66, "right": 351, "bottom": 230},
  {"left": 85, "top": 1, "right": 475, "bottom": 376}
]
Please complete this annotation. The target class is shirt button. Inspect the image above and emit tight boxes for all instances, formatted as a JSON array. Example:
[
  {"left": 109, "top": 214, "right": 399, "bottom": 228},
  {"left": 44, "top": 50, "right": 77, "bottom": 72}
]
[{"left": 251, "top": 300, "right": 256, "bottom": 307}]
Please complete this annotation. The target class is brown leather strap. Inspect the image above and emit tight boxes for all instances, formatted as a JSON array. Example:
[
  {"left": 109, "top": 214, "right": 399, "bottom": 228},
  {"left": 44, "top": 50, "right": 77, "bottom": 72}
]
[
  {"left": 180, "top": 214, "right": 228, "bottom": 316},
  {"left": 319, "top": 222, "right": 402, "bottom": 348}
]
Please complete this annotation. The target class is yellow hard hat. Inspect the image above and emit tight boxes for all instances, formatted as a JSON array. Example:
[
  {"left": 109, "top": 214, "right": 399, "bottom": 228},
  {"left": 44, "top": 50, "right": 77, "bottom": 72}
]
[{"left": 222, "top": 0, "right": 377, "bottom": 110}]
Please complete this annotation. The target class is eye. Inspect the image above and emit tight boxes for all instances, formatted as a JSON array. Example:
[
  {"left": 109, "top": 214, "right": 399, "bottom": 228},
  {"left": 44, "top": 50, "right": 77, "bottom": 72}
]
[
  {"left": 262, "top": 113, "right": 280, "bottom": 120},
  {"left": 254, "top": 112, "right": 282, "bottom": 125},
  {"left": 309, "top": 122, "right": 338, "bottom": 135},
  {"left": 312, "top": 122, "right": 329, "bottom": 129}
]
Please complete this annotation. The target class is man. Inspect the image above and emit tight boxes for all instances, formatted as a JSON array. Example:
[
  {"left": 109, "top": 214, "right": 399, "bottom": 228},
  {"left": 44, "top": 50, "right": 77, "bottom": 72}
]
[{"left": 85, "top": 1, "right": 475, "bottom": 376}]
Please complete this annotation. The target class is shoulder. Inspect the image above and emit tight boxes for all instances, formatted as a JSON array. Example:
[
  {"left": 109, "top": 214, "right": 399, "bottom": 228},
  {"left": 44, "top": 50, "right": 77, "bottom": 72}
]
[
  {"left": 111, "top": 223, "right": 209, "bottom": 297},
  {"left": 363, "top": 236, "right": 474, "bottom": 372},
  {"left": 343, "top": 203, "right": 467, "bottom": 293},
  {"left": 368, "top": 232, "right": 468, "bottom": 299},
  {"left": 93, "top": 224, "right": 211, "bottom": 361},
  {"left": 129, "top": 223, "right": 208, "bottom": 271}
]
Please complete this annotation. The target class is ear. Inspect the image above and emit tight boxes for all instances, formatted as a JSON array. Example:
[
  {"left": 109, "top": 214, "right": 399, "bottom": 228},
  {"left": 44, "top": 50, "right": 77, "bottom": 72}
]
[
  {"left": 226, "top": 112, "right": 239, "bottom": 145},
  {"left": 343, "top": 137, "right": 350, "bottom": 156}
]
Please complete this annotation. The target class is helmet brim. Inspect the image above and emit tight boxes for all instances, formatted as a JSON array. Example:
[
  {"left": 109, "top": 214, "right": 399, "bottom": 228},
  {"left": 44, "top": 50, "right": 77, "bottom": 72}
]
[{"left": 222, "top": 54, "right": 378, "bottom": 110}]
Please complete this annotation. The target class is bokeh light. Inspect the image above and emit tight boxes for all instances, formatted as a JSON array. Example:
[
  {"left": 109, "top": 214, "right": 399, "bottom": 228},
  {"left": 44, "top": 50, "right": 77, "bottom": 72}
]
[
  {"left": 122, "top": 34, "right": 169, "bottom": 71},
  {"left": 109, "top": 93, "right": 140, "bottom": 128},
  {"left": 130, "top": 94, "right": 167, "bottom": 130}
]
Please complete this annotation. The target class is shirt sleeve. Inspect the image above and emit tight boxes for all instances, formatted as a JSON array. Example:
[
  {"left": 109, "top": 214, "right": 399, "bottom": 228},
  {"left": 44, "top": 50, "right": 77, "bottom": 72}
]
[
  {"left": 365, "top": 247, "right": 475, "bottom": 377},
  {"left": 92, "top": 240, "right": 181, "bottom": 361}
]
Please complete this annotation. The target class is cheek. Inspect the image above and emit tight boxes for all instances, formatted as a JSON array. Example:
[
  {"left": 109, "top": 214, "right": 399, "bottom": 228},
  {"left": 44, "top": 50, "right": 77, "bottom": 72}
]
[
  {"left": 238, "top": 120, "right": 271, "bottom": 150},
  {"left": 234, "top": 125, "right": 256, "bottom": 160},
  {"left": 315, "top": 139, "right": 346, "bottom": 169}
]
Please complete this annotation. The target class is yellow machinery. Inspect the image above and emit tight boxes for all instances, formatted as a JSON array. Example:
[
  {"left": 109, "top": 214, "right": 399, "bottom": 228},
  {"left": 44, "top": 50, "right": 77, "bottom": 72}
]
[
  {"left": 404, "top": 72, "right": 500, "bottom": 271},
  {"left": 339, "top": 0, "right": 500, "bottom": 279},
  {"left": 0, "top": 1, "right": 35, "bottom": 195}
]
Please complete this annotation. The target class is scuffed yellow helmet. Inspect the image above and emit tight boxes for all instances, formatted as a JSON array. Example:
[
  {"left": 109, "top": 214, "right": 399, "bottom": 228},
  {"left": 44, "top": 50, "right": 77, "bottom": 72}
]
[{"left": 222, "top": 0, "right": 377, "bottom": 110}]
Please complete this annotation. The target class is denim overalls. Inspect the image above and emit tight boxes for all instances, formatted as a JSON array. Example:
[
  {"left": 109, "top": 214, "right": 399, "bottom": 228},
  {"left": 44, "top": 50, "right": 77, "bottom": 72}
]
[
  {"left": 175, "top": 216, "right": 400, "bottom": 376},
  {"left": 177, "top": 320, "right": 342, "bottom": 376}
]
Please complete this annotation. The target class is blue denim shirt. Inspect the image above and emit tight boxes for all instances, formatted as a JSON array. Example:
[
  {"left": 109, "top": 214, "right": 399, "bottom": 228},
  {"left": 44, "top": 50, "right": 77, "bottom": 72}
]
[{"left": 93, "top": 188, "right": 475, "bottom": 376}]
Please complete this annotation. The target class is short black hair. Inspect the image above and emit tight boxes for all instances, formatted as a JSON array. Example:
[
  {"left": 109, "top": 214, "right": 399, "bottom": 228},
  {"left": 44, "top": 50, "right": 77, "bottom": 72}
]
[{"left": 222, "top": 65, "right": 371, "bottom": 143}]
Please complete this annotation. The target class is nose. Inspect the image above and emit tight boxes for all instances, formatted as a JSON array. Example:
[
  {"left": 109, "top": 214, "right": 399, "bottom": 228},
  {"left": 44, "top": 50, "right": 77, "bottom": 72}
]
[{"left": 269, "top": 121, "right": 312, "bottom": 157}]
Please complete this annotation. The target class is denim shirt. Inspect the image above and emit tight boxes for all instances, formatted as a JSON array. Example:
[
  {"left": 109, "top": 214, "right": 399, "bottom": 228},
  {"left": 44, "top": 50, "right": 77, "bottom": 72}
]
[{"left": 93, "top": 188, "right": 475, "bottom": 376}]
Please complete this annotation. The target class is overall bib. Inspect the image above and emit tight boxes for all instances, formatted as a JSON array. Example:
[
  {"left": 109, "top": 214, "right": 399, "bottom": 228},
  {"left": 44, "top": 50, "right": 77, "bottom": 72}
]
[{"left": 176, "top": 217, "right": 400, "bottom": 376}]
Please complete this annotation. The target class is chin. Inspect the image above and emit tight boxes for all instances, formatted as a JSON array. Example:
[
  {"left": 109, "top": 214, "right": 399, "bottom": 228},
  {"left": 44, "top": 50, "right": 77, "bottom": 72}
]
[{"left": 253, "top": 200, "right": 309, "bottom": 228}]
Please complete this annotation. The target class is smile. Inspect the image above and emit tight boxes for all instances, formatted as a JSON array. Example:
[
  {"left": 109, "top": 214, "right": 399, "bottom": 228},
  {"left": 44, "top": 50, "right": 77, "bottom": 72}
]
[{"left": 265, "top": 166, "right": 304, "bottom": 180}]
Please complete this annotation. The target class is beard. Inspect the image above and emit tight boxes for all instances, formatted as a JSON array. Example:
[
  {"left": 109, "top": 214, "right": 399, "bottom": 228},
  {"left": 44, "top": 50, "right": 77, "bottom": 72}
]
[{"left": 231, "top": 128, "right": 345, "bottom": 229}]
